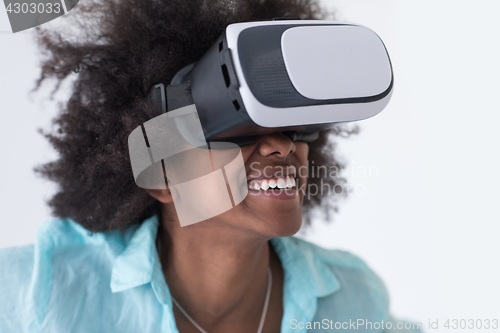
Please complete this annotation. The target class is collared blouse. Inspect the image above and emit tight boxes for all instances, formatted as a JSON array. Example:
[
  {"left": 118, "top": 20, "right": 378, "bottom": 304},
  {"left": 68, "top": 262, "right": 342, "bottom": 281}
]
[{"left": 0, "top": 215, "right": 422, "bottom": 333}]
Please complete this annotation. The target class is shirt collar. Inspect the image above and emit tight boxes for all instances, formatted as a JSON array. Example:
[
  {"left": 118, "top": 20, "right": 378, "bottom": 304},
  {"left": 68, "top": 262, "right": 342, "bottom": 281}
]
[
  {"left": 110, "top": 215, "right": 178, "bottom": 332},
  {"left": 270, "top": 236, "right": 341, "bottom": 325},
  {"left": 109, "top": 215, "right": 341, "bottom": 326},
  {"left": 110, "top": 214, "right": 161, "bottom": 293}
]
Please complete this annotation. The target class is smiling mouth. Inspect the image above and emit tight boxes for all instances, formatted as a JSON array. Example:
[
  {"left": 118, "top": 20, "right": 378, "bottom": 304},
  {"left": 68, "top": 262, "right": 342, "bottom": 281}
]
[{"left": 247, "top": 176, "right": 297, "bottom": 191}]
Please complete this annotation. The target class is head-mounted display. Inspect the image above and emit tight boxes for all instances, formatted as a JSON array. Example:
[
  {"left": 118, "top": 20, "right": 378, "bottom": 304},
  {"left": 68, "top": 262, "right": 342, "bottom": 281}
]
[{"left": 149, "top": 19, "right": 393, "bottom": 146}]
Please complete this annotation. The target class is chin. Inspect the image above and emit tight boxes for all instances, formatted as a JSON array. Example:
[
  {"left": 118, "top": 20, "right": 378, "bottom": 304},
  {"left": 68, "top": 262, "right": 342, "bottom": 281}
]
[
  {"left": 254, "top": 212, "right": 303, "bottom": 238},
  {"left": 234, "top": 194, "right": 303, "bottom": 237}
]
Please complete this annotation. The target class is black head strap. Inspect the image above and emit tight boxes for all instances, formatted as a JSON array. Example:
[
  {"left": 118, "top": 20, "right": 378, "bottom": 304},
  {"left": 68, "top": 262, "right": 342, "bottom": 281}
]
[
  {"left": 149, "top": 83, "right": 194, "bottom": 113},
  {"left": 148, "top": 83, "right": 319, "bottom": 146}
]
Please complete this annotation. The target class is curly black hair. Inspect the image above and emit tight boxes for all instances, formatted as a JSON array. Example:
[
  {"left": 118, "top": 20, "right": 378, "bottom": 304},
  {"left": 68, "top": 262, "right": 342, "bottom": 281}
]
[{"left": 33, "top": 0, "right": 357, "bottom": 233}]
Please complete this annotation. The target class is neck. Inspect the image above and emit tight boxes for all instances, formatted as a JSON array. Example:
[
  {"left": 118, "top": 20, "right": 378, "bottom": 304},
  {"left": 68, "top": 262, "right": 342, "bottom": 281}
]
[{"left": 157, "top": 204, "right": 281, "bottom": 332}]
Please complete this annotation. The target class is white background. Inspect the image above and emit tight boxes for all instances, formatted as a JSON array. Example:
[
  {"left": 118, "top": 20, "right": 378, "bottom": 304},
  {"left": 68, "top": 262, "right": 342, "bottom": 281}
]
[{"left": 1, "top": 1, "right": 499, "bottom": 331}]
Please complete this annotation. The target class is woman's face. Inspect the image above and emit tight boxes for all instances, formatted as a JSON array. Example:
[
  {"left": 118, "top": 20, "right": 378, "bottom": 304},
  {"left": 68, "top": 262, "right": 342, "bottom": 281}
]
[
  {"left": 157, "top": 132, "right": 309, "bottom": 238},
  {"left": 216, "top": 132, "right": 309, "bottom": 238}
]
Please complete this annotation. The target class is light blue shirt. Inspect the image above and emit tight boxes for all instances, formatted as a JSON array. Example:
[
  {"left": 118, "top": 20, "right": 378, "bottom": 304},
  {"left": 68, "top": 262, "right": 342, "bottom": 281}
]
[{"left": 0, "top": 215, "right": 422, "bottom": 332}]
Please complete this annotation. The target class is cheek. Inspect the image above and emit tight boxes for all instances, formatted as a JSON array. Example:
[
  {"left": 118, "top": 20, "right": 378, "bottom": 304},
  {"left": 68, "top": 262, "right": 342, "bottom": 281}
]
[
  {"left": 295, "top": 143, "right": 309, "bottom": 195},
  {"left": 295, "top": 142, "right": 309, "bottom": 166},
  {"left": 239, "top": 144, "right": 257, "bottom": 164}
]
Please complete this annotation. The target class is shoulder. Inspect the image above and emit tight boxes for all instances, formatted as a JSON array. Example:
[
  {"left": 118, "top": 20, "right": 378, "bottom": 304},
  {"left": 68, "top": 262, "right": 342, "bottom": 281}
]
[
  {"left": 0, "top": 244, "right": 35, "bottom": 332},
  {"left": 3, "top": 218, "right": 127, "bottom": 280},
  {"left": 277, "top": 237, "right": 423, "bottom": 333},
  {"left": 0, "top": 218, "right": 132, "bottom": 332},
  {"left": 0, "top": 243, "right": 35, "bottom": 277},
  {"left": 0, "top": 243, "right": 36, "bottom": 298},
  {"left": 277, "top": 236, "right": 387, "bottom": 286},
  {"left": 275, "top": 236, "right": 390, "bottom": 319}
]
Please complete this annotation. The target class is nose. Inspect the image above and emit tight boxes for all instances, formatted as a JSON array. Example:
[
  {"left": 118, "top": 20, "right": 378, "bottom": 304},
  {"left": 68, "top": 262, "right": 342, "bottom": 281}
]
[{"left": 257, "top": 133, "right": 296, "bottom": 158}]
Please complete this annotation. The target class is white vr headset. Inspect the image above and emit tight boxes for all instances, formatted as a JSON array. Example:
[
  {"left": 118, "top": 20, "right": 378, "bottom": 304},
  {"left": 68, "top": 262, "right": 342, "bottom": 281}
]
[{"left": 149, "top": 19, "right": 394, "bottom": 146}]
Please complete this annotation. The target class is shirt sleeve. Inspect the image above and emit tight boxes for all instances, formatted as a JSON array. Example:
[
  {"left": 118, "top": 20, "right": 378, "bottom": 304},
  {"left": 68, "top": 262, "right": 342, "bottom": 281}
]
[{"left": 0, "top": 244, "right": 35, "bottom": 333}]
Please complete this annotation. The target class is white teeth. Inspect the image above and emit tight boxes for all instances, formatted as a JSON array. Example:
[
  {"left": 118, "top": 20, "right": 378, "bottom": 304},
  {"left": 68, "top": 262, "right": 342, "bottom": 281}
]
[
  {"left": 248, "top": 181, "right": 259, "bottom": 190},
  {"left": 248, "top": 177, "right": 296, "bottom": 191}
]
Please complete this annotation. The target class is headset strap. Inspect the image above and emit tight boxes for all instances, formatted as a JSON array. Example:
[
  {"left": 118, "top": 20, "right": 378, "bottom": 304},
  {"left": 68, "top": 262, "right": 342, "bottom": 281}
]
[
  {"left": 149, "top": 83, "right": 194, "bottom": 113},
  {"left": 148, "top": 83, "right": 320, "bottom": 145}
]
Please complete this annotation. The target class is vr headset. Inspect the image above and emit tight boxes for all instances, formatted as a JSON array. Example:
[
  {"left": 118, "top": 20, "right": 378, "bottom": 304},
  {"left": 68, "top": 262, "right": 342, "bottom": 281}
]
[{"left": 149, "top": 19, "right": 394, "bottom": 146}]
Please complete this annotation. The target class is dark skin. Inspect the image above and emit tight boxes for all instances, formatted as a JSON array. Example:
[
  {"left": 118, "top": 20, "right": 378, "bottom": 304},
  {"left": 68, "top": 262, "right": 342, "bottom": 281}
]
[{"left": 149, "top": 132, "right": 309, "bottom": 333}]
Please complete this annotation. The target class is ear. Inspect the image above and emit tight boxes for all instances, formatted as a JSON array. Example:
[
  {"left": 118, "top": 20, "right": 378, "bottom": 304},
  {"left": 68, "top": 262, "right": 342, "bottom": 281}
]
[{"left": 146, "top": 186, "right": 174, "bottom": 204}]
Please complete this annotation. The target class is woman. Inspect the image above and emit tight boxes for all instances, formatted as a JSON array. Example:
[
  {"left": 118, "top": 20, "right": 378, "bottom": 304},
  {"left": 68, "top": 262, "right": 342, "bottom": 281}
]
[{"left": 0, "top": 0, "right": 421, "bottom": 332}]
